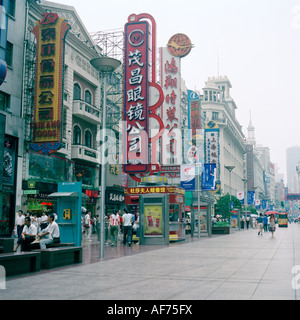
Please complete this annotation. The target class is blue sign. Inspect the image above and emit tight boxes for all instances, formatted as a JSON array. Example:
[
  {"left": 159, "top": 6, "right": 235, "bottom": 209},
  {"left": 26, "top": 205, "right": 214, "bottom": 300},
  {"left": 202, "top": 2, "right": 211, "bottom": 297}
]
[
  {"left": 201, "top": 163, "right": 217, "bottom": 190},
  {"left": 247, "top": 191, "right": 255, "bottom": 205}
]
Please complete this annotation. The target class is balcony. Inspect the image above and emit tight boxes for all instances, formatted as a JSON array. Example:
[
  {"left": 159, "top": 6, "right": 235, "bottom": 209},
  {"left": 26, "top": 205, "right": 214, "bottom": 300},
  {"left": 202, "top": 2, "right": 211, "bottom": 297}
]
[
  {"left": 71, "top": 144, "right": 100, "bottom": 164},
  {"left": 73, "top": 100, "right": 101, "bottom": 125}
]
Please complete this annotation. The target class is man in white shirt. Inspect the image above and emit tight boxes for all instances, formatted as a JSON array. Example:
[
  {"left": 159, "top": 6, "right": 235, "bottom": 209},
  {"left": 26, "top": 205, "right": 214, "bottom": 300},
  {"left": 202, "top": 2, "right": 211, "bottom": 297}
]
[
  {"left": 34, "top": 213, "right": 60, "bottom": 249},
  {"left": 14, "top": 216, "right": 37, "bottom": 252},
  {"left": 15, "top": 210, "right": 25, "bottom": 238},
  {"left": 122, "top": 209, "right": 133, "bottom": 246}
]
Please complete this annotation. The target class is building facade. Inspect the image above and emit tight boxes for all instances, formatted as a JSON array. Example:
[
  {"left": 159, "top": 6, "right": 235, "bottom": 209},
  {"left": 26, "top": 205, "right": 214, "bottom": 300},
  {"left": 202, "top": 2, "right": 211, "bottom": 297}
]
[
  {"left": 202, "top": 76, "right": 245, "bottom": 198},
  {"left": 0, "top": 0, "right": 26, "bottom": 235}
]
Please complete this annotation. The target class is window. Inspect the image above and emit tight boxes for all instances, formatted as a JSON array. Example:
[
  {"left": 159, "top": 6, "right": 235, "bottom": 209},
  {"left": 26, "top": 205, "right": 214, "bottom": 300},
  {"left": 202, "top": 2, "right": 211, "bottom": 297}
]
[
  {"left": 73, "top": 125, "right": 81, "bottom": 145},
  {"left": 0, "top": 91, "right": 10, "bottom": 111},
  {"left": 85, "top": 130, "right": 92, "bottom": 148},
  {"left": 84, "top": 90, "right": 92, "bottom": 105},
  {"left": 8, "top": 0, "right": 15, "bottom": 17},
  {"left": 212, "top": 112, "right": 219, "bottom": 121},
  {"left": 73, "top": 83, "right": 81, "bottom": 100},
  {"left": 6, "top": 42, "right": 13, "bottom": 67}
]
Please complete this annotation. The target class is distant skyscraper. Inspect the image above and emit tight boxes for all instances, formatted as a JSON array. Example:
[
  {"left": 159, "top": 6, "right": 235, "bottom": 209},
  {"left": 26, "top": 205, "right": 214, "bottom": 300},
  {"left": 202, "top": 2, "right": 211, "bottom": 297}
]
[{"left": 286, "top": 146, "right": 300, "bottom": 193}]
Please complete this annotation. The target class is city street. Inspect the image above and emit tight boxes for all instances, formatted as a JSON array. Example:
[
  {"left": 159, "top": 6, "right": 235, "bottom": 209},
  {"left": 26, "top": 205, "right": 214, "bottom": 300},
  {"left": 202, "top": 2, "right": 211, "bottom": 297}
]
[{"left": 1, "top": 223, "right": 300, "bottom": 300}]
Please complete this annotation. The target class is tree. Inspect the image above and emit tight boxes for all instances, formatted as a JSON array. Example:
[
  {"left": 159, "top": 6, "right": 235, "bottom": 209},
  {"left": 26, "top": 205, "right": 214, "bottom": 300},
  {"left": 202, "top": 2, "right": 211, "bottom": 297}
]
[{"left": 215, "top": 194, "right": 242, "bottom": 221}]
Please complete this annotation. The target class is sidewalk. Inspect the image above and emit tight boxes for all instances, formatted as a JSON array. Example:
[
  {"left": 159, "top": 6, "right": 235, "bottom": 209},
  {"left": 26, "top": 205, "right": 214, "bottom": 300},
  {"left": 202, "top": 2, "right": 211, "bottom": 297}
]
[{"left": 1, "top": 224, "right": 300, "bottom": 300}]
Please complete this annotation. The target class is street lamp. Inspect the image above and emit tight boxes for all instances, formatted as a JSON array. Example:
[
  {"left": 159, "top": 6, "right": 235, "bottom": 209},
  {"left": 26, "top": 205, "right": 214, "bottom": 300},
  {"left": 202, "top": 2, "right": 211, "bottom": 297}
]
[
  {"left": 225, "top": 165, "right": 235, "bottom": 223},
  {"left": 91, "top": 56, "right": 121, "bottom": 258},
  {"left": 242, "top": 178, "right": 248, "bottom": 228}
]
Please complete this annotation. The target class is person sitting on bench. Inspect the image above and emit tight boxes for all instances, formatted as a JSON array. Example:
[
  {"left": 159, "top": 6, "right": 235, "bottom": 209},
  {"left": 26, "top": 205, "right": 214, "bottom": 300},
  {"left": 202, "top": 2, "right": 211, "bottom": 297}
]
[
  {"left": 32, "top": 213, "right": 60, "bottom": 249},
  {"left": 14, "top": 216, "right": 37, "bottom": 252}
]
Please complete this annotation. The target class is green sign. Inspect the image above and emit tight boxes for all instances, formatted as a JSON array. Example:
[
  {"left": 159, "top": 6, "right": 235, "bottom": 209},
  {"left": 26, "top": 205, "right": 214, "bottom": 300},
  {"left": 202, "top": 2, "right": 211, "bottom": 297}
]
[{"left": 24, "top": 190, "right": 39, "bottom": 195}]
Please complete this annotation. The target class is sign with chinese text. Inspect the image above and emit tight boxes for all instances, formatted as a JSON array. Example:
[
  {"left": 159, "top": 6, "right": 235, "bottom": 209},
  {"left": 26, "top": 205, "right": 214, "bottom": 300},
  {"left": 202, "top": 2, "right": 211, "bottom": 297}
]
[
  {"left": 204, "top": 121, "right": 220, "bottom": 178},
  {"left": 123, "top": 20, "right": 150, "bottom": 174},
  {"left": 160, "top": 47, "right": 181, "bottom": 165},
  {"left": 30, "top": 13, "right": 70, "bottom": 155},
  {"left": 125, "top": 186, "right": 185, "bottom": 195}
]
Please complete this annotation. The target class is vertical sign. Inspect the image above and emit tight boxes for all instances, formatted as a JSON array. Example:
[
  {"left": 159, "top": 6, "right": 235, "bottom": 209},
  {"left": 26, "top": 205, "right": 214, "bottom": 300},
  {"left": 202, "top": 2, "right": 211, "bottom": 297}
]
[
  {"left": 201, "top": 163, "right": 217, "bottom": 191},
  {"left": 160, "top": 47, "right": 181, "bottom": 165},
  {"left": 204, "top": 121, "right": 220, "bottom": 178},
  {"left": 30, "top": 13, "right": 70, "bottom": 155},
  {"left": 123, "top": 20, "right": 149, "bottom": 174},
  {"left": 180, "top": 164, "right": 195, "bottom": 191}
]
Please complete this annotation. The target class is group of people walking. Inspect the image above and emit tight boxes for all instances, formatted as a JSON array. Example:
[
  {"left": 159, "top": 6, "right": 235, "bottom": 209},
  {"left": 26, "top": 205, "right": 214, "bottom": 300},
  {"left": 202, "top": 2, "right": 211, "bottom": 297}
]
[
  {"left": 108, "top": 209, "right": 139, "bottom": 247},
  {"left": 256, "top": 213, "right": 276, "bottom": 238}
]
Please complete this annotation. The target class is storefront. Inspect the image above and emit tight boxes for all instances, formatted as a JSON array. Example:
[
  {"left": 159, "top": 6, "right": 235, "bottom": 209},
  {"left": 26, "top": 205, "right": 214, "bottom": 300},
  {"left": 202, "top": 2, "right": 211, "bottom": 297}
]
[
  {"left": 105, "top": 186, "right": 125, "bottom": 216},
  {"left": 22, "top": 151, "right": 74, "bottom": 217},
  {"left": 0, "top": 135, "right": 18, "bottom": 236}
]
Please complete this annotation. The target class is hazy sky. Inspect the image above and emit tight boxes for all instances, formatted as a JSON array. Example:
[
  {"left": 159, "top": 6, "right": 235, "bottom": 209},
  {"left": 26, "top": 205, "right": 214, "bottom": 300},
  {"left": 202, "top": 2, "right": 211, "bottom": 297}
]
[{"left": 52, "top": 0, "right": 300, "bottom": 180}]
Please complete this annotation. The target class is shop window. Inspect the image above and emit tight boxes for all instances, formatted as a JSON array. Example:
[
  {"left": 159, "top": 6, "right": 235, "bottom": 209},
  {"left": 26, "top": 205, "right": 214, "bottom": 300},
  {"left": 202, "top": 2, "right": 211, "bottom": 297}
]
[
  {"left": 85, "top": 130, "right": 92, "bottom": 148},
  {"left": 84, "top": 90, "right": 92, "bottom": 105},
  {"left": 28, "top": 152, "right": 72, "bottom": 182},
  {"left": 73, "top": 83, "right": 81, "bottom": 100},
  {"left": 73, "top": 125, "right": 81, "bottom": 145},
  {"left": 75, "top": 162, "right": 98, "bottom": 187},
  {"left": 169, "top": 204, "right": 179, "bottom": 222}
]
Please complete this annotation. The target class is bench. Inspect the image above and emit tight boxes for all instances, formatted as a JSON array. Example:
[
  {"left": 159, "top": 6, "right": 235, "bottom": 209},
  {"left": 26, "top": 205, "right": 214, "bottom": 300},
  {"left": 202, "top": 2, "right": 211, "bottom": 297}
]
[
  {"left": 0, "top": 252, "right": 41, "bottom": 277},
  {"left": 0, "top": 238, "right": 14, "bottom": 253},
  {"left": 29, "top": 242, "right": 75, "bottom": 250},
  {"left": 35, "top": 246, "right": 82, "bottom": 269}
]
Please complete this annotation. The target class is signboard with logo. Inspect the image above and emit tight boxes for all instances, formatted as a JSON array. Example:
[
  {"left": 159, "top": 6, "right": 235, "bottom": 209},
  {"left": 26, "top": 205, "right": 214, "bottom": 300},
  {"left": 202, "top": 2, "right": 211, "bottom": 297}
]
[
  {"left": 30, "top": 13, "right": 70, "bottom": 155},
  {"left": 123, "top": 20, "right": 150, "bottom": 174},
  {"left": 160, "top": 47, "right": 181, "bottom": 165}
]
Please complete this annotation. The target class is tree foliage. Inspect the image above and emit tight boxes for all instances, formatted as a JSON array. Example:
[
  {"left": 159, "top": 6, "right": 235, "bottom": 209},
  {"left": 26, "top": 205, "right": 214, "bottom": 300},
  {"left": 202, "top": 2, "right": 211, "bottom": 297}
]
[{"left": 215, "top": 194, "right": 242, "bottom": 220}]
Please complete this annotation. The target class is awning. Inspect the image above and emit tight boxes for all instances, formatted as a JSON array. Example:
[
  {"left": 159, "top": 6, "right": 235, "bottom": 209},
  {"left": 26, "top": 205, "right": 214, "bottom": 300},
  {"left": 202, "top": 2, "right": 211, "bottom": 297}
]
[{"left": 48, "top": 192, "right": 89, "bottom": 199}]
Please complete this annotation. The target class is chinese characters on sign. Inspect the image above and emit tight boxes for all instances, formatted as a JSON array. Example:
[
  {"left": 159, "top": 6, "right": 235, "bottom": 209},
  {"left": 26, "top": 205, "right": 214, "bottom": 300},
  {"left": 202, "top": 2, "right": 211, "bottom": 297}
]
[
  {"left": 123, "top": 21, "right": 150, "bottom": 174},
  {"left": 30, "top": 13, "right": 70, "bottom": 155},
  {"left": 160, "top": 47, "right": 181, "bottom": 165},
  {"left": 204, "top": 121, "right": 220, "bottom": 179}
]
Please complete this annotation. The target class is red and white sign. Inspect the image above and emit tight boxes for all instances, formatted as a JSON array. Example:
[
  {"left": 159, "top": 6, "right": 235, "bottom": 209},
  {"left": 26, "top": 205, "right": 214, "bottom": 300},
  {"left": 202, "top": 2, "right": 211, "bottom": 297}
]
[
  {"left": 160, "top": 47, "right": 181, "bottom": 165},
  {"left": 123, "top": 21, "right": 150, "bottom": 174}
]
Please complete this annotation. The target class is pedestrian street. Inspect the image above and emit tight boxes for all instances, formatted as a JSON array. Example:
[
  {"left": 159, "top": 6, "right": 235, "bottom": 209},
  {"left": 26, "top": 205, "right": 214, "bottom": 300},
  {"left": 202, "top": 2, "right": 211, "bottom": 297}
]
[{"left": 1, "top": 223, "right": 300, "bottom": 300}]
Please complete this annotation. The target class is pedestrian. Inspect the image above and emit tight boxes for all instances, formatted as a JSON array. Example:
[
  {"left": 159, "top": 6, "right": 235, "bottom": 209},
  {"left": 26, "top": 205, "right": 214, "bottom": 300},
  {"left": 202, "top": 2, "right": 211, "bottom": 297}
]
[
  {"left": 39, "top": 212, "right": 48, "bottom": 231},
  {"left": 32, "top": 213, "right": 60, "bottom": 249},
  {"left": 263, "top": 214, "right": 268, "bottom": 232},
  {"left": 257, "top": 213, "right": 263, "bottom": 236},
  {"left": 269, "top": 214, "right": 276, "bottom": 238},
  {"left": 252, "top": 216, "right": 256, "bottom": 229},
  {"left": 241, "top": 215, "right": 245, "bottom": 229},
  {"left": 246, "top": 215, "right": 250, "bottom": 229},
  {"left": 14, "top": 216, "right": 37, "bottom": 252},
  {"left": 15, "top": 210, "right": 25, "bottom": 238},
  {"left": 109, "top": 209, "right": 120, "bottom": 247},
  {"left": 267, "top": 215, "right": 270, "bottom": 232},
  {"left": 122, "top": 209, "right": 133, "bottom": 246},
  {"left": 85, "top": 211, "right": 92, "bottom": 240}
]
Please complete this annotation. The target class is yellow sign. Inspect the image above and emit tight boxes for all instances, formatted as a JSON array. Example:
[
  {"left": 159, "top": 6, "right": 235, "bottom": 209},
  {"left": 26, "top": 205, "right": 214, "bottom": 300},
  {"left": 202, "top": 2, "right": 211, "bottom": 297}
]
[
  {"left": 144, "top": 205, "right": 163, "bottom": 236},
  {"left": 30, "top": 13, "right": 70, "bottom": 154},
  {"left": 63, "top": 209, "right": 71, "bottom": 220}
]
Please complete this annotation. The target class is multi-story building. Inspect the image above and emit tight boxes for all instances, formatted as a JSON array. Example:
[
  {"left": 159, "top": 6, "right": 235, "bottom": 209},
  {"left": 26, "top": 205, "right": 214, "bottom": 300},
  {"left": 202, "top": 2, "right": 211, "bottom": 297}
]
[
  {"left": 0, "top": 0, "right": 26, "bottom": 236},
  {"left": 287, "top": 146, "right": 300, "bottom": 193},
  {"left": 202, "top": 76, "right": 245, "bottom": 198}
]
